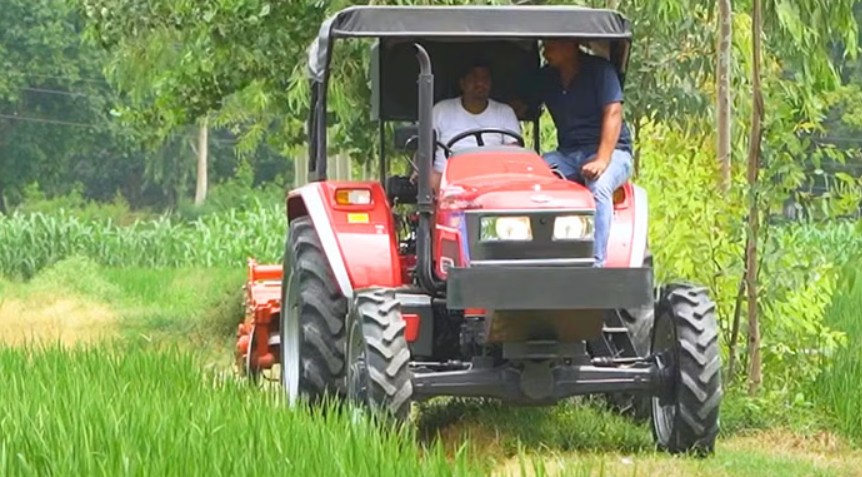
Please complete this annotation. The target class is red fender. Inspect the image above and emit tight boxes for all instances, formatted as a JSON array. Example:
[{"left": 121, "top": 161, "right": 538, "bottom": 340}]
[
  {"left": 605, "top": 182, "right": 649, "bottom": 268},
  {"left": 286, "top": 181, "right": 403, "bottom": 298}
]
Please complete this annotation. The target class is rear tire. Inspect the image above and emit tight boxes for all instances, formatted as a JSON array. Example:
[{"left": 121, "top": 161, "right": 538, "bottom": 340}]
[
  {"left": 281, "top": 216, "right": 348, "bottom": 406},
  {"left": 650, "top": 284, "right": 722, "bottom": 456},
  {"left": 346, "top": 288, "right": 414, "bottom": 422}
]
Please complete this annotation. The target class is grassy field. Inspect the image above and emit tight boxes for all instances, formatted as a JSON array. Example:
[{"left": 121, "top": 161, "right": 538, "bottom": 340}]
[
  {"left": 2, "top": 256, "right": 862, "bottom": 475},
  {"left": 810, "top": 266, "right": 862, "bottom": 444},
  {"left": 0, "top": 344, "right": 479, "bottom": 476}
]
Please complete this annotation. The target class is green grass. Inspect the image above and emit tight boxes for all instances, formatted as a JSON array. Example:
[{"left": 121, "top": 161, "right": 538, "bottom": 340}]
[
  {"left": 0, "top": 256, "right": 245, "bottom": 366},
  {"left": 0, "top": 343, "right": 480, "bottom": 476},
  {"left": 811, "top": 265, "right": 862, "bottom": 444},
  {"left": 4, "top": 257, "right": 862, "bottom": 475},
  {"left": 416, "top": 397, "right": 862, "bottom": 476}
]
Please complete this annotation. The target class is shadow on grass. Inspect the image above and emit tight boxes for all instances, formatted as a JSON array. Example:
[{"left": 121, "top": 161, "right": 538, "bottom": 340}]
[{"left": 415, "top": 396, "right": 655, "bottom": 458}]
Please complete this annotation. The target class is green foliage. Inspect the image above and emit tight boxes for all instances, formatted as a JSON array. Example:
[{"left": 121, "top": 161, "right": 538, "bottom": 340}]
[
  {"left": 638, "top": 119, "right": 862, "bottom": 395},
  {"left": 176, "top": 159, "right": 286, "bottom": 220},
  {"left": 0, "top": 0, "right": 129, "bottom": 208},
  {"left": 808, "top": 244, "right": 862, "bottom": 444},
  {"left": 13, "top": 182, "right": 154, "bottom": 225},
  {"left": 639, "top": 120, "right": 746, "bottom": 321},
  {"left": 0, "top": 204, "right": 286, "bottom": 279}
]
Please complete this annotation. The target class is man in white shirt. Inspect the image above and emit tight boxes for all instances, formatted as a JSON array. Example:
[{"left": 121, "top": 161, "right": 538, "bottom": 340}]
[{"left": 428, "top": 60, "right": 522, "bottom": 192}]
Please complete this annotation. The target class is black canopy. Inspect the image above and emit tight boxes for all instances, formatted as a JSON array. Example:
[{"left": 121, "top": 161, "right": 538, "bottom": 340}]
[{"left": 307, "top": 5, "right": 633, "bottom": 82}]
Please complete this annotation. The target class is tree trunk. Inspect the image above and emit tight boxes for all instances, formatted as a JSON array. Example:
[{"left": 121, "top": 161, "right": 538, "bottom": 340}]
[
  {"left": 0, "top": 182, "right": 6, "bottom": 214},
  {"left": 717, "top": 0, "right": 733, "bottom": 192},
  {"left": 745, "top": 0, "right": 764, "bottom": 396},
  {"left": 607, "top": 0, "right": 620, "bottom": 9},
  {"left": 727, "top": 247, "right": 747, "bottom": 381},
  {"left": 194, "top": 117, "right": 209, "bottom": 206}
]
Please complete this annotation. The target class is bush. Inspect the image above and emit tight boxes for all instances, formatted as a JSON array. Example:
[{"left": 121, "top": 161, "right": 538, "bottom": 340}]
[
  {"left": 637, "top": 120, "right": 861, "bottom": 396},
  {"left": 13, "top": 182, "right": 155, "bottom": 226},
  {"left": 808, "top": 244, "right": 862, "bottom": 443}
]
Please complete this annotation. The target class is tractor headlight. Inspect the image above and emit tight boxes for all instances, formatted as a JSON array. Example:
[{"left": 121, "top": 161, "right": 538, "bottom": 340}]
[
  {"left": 553, "top": 215, "right": 594, "bottom": 240},
  {"left": 480, "top": 216, "right": 532, "bottom": 241}
]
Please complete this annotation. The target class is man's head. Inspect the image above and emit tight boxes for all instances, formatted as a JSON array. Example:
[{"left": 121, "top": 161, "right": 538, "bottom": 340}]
[
  {"left": 458, "top": 60, "right": 493, "bottom": 103},
  {"left": 541, "top": 39, "right": 580, "bottom": 68}
]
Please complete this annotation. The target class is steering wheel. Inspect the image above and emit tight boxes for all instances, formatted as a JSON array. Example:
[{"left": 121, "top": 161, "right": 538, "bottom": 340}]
[
  {"left": 403, "top": 135, "right": 453, "bottom": 164},
  {"left": 444, "top": 127, "right": 526, "bottom": 155}
]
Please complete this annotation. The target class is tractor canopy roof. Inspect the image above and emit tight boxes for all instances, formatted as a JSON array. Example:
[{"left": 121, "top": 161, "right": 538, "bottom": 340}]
[{"left": 307, "top": 5, "right": 633, "bottom": 87}]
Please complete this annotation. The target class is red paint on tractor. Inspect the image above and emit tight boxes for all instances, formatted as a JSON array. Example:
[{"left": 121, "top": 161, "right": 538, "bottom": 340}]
[
  {"left": 402, "top": 313, "right": 420, "bottom": 341},
  {"left": 436, "top": 149, "right": 637, "bottom": 268},
  {"left": 288, "top": 181, "right": 403, "bottom": 292},
  {"left": 605, "top": 182, "right": 637, "bottom": 268},
  {"left": 439, "top": 150, "right": 597, "bottom": 210}
]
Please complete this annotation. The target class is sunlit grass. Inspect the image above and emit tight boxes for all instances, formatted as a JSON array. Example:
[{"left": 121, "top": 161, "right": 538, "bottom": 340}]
[{"left": 0, "top": 342, "right": 480, "bottom": 476}]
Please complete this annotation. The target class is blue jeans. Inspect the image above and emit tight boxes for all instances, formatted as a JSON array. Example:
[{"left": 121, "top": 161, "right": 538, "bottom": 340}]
[{"left": 542, "top": 148, "right": 633, "bottom": 267}]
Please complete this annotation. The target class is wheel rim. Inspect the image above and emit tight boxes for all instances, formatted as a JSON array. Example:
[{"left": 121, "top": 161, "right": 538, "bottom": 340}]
[
  {"left": 346, "top": 312, "right": 368, "bottom": 406},
  {"left": 651, "top": 308, "right": 678, "bottom": 445},
  {"left": 281, "top": 271, "right": 301, "bottom": 406}
]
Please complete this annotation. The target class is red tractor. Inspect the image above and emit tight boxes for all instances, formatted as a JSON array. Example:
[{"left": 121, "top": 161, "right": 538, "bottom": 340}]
[{"left": 236, "top": 5, "right": 722, "bottom": 456}]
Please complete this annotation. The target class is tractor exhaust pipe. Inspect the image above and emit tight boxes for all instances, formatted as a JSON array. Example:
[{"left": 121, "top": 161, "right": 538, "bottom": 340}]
[
  {"left": 415, "top": 43, "right": 433, "bottom": 214},
  {"left": 414, "top": 44, "right": 444, "bottom": 296}
]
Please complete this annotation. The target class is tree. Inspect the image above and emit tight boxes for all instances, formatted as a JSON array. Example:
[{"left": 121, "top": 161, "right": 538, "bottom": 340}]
[
  {"left": 717, "top": 0, "right": 733, "bottom": 192},
  {"left": 744, "top": 0, "right": 764, "bottom": 395},
  {"left": 0, "top": 0, "right": 131, "bottom": 211}
]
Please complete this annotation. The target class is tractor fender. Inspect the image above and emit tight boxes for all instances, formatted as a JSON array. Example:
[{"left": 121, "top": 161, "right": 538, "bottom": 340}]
[
  {"left": 605, "top": 182, "right": 649, "bottom": 268},
  {"left": 286, "top": 181, "right": 402, "bottom": 299},
  {"left": 628, "top": 184, "right": 649, "bottom": 267}
]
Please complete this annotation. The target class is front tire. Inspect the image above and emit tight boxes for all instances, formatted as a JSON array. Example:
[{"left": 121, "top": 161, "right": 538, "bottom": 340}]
[
  {"left": 281, "top": 216, "right": 349, "bottom": 406},
  {"left": 346, "top": 288, "right": 414, "bottom": 422},
  {"left": 650, "top": 284, "right": 722, "bottom": 456}
]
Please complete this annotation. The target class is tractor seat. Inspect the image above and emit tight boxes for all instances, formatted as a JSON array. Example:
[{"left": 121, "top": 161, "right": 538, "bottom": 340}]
[{"left": 386, "top": 175, "right": 418, "bottom": 205}]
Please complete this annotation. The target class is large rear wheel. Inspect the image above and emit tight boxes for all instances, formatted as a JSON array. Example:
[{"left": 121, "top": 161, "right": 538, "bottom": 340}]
[
  {"left": 650, "top": 283, "right": 722, "bottom": 456},
  {"left": 281, "top": 215, "right": 349, "bottom": 406},
  {"left": 346, "top": 288, "right": 414, "bottom": 423}
]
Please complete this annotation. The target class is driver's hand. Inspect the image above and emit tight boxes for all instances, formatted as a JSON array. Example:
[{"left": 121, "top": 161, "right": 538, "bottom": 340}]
[{"left": 581, "top": 158, "right": 610, "bottom": 181}]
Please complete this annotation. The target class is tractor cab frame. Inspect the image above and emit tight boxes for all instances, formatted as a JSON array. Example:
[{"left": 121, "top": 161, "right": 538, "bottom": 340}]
[{"left": 303, "top": 5, "right": 634, "bottom": 296}]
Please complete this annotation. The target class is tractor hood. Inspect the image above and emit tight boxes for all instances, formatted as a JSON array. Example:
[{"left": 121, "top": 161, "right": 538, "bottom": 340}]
[{"left": 438, "top": 149, "right": 595, "bottom": 211}]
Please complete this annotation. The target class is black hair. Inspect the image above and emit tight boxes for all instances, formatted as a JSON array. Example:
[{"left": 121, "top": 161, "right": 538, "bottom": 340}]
[{"left": 459, "top": 58, "right": 492, "bottom": 79}]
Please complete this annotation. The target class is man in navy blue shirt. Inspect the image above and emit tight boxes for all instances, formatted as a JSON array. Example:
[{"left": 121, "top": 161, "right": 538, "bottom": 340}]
[{"left": 514, "top": 39, "right": 634, "bottom": 267}]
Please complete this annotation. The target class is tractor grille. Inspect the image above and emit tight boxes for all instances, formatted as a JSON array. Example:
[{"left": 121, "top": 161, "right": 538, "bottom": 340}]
[{"left": 463, "top": 210, "right": 594, "bottom": 264}]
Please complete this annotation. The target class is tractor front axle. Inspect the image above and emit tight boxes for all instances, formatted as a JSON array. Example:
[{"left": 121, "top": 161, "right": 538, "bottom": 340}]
[{"left": 411, "top": 359, "right": 663, "bottom": 404}]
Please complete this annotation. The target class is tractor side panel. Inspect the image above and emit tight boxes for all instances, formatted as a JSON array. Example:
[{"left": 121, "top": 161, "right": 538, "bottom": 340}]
[
  {"left": 286, "top": 181, "right": 402, "bottom": 298},
  {"left": 605, "top": 182, "right": 648, "bottom": 268}
]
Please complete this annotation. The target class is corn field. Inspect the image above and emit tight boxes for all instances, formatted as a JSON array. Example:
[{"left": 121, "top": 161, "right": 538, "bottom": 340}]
[
  {"left": 0, "top": 205, "right": 287, "bottom": 279},
  {"left": 1, "top": 202, "right": 859, "bottom": 281}
]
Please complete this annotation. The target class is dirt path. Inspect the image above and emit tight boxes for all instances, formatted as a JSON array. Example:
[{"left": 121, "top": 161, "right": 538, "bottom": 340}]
[
  {"left": 0, "top": 295, "right": 117, "bottom": 347},
  {"left": 490, "top": 429, "right": 862, "bottom": 477}
]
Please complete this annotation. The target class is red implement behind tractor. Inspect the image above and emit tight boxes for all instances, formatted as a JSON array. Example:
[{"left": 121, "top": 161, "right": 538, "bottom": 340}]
[
  {"left": 235, "top": 5, "right": 722, "bottom": 456},
  {"left": 235, "top": 259, "right": 282, "bottom": 380}
]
